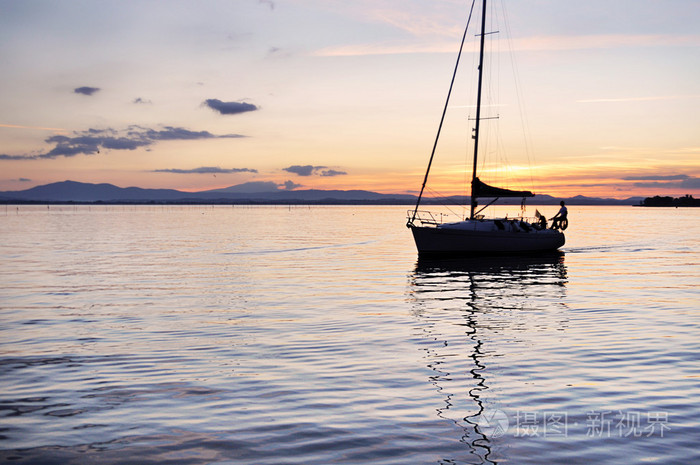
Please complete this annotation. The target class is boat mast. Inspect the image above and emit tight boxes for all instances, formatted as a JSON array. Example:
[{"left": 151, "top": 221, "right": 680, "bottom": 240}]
[{"left": 470, "top": 0, "right": 487, "bottom": 220}]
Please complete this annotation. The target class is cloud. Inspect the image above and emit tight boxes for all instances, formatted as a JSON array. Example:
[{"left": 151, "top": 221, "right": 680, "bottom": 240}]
[
  {"left": 632, "top": 179, "right": 700, "bottom": 189},
  {"left": 284, "top": 165, "right": 319, "bottom": 176},
  {"left": 133, "top": 97, "right": 152, "bottom": 104},
  {"left": 0, "top": 123, "right": 66, "bottom": 132},
  {"left": 578, "top": 95, "right": 700, "bottom": 104},
  {"left": 140, "top": 126, "right": 244, "bottom": 141},
  {"left": 74, "top": 86, "right": 100, "bottom": 96},
  {"left": 512, "top": 33, "right": 700, "bottom": 52},
  {"left": 314, "top": 33, "right": 700, "bottom": 57},
  {"left": 266, "top": 46, "right": 293, "bottom": 59},
  {"left": 204, "top": 99, "right": 259, "bottom": 115},
  {"left": 282, "top": 165, "right": 347, "bottom": 177},
  {"left": 283, "top": 180, "right": 301, "bottom": 190},
  {"left": 259, "top": 0, "right": 275, "bottom": 10},
  {"left": 320, "top": 169, "right": 347, "bottom": 177},
  {"left": 622, "top": 175, "right": 690, "bottom": 181},
  {"left": 0, "top": 126, "right": 245, "bottom": 160},
  {"left": 680, "top": 178, "right": 700, "bottom": 189},
  {"left": 153, "top": 166, "right": 257, "bottom": 174},
  {"left": 622, "top": 174, "right": 700, "bottom": 189},
  {"left": 283, "top": 165, "right": 348, "bottom": 177},
  {"left": 18, "top": 178, "right": 31, "bottom": 182}
]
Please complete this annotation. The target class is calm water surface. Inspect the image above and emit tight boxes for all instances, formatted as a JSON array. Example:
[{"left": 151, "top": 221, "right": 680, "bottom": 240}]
[{"left": 1, "top": 205, "right": 698, "bottom": 464}]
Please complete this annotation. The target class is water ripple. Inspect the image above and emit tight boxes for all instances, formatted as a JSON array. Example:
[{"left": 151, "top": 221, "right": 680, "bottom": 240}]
[{"left": 1, "top": 205, "right": 698, "bottom": 464}]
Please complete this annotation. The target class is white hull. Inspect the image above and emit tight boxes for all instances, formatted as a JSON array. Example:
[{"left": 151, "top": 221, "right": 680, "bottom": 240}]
[{"left": 410, "top": 220, "right": 565, "bottom": 256}]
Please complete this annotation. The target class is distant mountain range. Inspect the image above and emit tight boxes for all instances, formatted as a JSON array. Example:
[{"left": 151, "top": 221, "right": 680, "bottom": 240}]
[{"left": 0, "top": 180, "right": 644, "bottom": 205}]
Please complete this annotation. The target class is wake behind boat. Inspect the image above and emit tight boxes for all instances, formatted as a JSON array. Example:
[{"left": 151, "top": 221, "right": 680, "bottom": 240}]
[{"left": 406, "top": 0, "right": 565, "bottom": 256}]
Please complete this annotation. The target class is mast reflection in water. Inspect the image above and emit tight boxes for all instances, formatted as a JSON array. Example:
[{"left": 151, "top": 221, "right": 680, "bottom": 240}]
[{"left": 409, "top": 253, "right": 568, "bottom": 464}]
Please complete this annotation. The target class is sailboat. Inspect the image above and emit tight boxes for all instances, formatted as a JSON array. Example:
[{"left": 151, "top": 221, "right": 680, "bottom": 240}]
[{"left": 406, "top": 0, "right": 565, "bottom": 256}]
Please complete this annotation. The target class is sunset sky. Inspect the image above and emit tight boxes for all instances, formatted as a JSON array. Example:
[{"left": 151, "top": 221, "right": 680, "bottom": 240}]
[{"left": 1, "top": 0, "right": 698, "bottom": 199}]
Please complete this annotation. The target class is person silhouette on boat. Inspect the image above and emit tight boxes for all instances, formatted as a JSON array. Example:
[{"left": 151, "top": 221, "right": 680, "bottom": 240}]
[{"left": 550, "top": 201, "right": 568, "bottom": 230}]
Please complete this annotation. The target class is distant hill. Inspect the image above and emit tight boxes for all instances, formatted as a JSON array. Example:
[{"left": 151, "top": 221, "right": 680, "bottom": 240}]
[
  {"left": 0, "top": 180, "right": 191, "bottom": 202},
  {"left": 0, "top": 181, "right": 417, "bottom": 204},
  {"left": 0, "top": 180, "right": 643, "bottom": 205}
]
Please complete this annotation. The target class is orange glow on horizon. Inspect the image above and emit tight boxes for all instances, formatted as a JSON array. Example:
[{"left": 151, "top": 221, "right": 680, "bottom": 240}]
[{"left": 174, "top": 169, "right": 700, "bottom": 200}]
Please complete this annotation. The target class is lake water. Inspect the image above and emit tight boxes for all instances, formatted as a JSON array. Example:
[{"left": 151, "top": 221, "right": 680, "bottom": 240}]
[{"left": 1, "top": 204, "right": 698, "bottom": 464}]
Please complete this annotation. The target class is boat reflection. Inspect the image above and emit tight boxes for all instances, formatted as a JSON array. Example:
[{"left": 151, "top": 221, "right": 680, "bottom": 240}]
[
  {"left": 408, "top": 253, "right": 568, "bottom": 464},
  {"left": 415, "top": 251, "right": 566, "bottom": 275}
]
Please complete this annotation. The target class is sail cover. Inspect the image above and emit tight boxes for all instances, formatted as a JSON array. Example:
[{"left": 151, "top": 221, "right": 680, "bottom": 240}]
[{"left": 472, "top": 177, "right": 534, "bottom": 198}]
